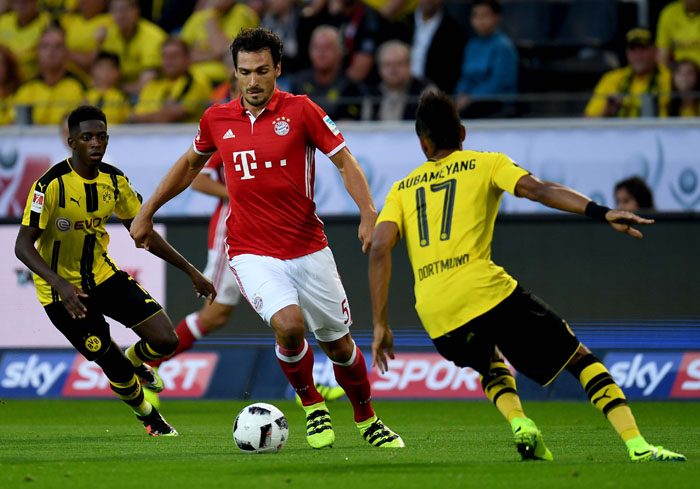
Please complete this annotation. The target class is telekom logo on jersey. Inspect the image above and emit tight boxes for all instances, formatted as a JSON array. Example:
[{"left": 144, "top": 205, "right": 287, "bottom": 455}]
[{"left": 232, "top": 150, "right": 287, "bottom": 180}]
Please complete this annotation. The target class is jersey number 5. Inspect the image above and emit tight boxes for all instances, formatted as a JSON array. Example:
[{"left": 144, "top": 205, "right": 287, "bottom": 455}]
[{"left": 415, "top": 179, "right": 457, "bottom": 247}]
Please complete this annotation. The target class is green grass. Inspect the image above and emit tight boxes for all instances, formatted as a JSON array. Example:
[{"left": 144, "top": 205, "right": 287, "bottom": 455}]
[{"left": 0, "top": 400, "right": 697, "bottom": 489}]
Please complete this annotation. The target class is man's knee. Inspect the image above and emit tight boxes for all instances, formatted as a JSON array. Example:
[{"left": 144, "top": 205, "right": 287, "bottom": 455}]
[
  {"left": 271, "top": 306, "right": 305, "bottom": 348},
  {"left": 95, "top": 342, "right": 133, "bottom": 383}
]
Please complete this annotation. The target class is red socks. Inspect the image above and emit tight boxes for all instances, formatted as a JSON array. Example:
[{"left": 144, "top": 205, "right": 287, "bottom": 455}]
[
  {"left": 333, "top": 344, "right": 375, "bottom": 422},
  {"left": 276, "top": 339, "right": 323, "bottom": 406}
]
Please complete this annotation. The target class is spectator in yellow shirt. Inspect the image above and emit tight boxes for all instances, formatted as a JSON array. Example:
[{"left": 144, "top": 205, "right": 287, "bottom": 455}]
[
  {"left": 102, "top": 0, "right": 167, "bottom": 97},
  {"left": 86, "top": 51, "right": 130, "bottom": 124},
  {"left": 0, "top": 0, "right": 51, "bottom": 80},
  {"left": 180, "top": 0, "right": 259, "bottom": 85},
  {"left": 585, "top": 28, "right": 671, "bottom": 118},
  {"left": 656, "top": 0, "right": 700, "bottom": 67},
  {"left": 0, "top": 44, "right": 22, "bottom": 124},
  {"left": 12, "top": 25, "right": 86, "bottom": 125},
  {"left": 129, "top": 37, "right": 211, "bottom": 123},
  {"left": 61, "top": 0, "right": 113, "bottom": 73}
]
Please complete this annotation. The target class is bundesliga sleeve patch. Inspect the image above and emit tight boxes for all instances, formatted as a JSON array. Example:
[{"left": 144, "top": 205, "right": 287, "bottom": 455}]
[
  {"left": 31, "top": 190, "right": 45, "bottom": 213},
  {"left": 323, "top": 115, "right": 340, "bottom": 136}
]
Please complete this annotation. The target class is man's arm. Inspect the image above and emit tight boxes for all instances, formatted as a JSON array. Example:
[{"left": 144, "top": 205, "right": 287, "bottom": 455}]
[
  {"left": 130, "top": 146, "right": 210, "bottom": 248},
  {"left": 368, "top": 221, "right": 401, "bottom": 373},
  {"left": 192, "top": 172, "right": 228, "bottom": 199},
  {"left": 123, "top": 219, "right": 216, "bottom": 302},
  {"left": 514, "top": 174, "right": 654, "bottom": 238},
  {"left": 15, "top": 226, "right": 88, "bottom": 319},
  {"left": 330, "top": 146, "right": 378, "bottom": 253}
]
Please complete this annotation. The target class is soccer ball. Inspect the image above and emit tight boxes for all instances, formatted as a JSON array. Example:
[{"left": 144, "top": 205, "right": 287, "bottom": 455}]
[{"left": 233, "top": 402, "right": 289, "bottom": 453}]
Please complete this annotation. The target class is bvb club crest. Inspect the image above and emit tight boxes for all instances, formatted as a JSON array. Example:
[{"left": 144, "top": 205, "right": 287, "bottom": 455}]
[
  {"left": 273, "top": 117, "right": 290, "bottom": 136},
  {"left": 85, "top": 335, "right": 102, "bottom": 352}
]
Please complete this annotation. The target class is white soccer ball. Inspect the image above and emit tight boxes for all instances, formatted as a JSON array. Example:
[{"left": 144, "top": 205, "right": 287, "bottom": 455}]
[{"left": 233, "top": 402, "right": 289, "bottom": 453}]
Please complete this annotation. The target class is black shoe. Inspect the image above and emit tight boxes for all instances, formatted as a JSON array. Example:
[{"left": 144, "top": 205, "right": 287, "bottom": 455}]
[{"left": 136, "top": 407, "right": 178, "bottom": 437}]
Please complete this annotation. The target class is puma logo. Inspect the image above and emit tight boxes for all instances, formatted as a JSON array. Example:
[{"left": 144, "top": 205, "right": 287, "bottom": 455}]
[
  {"left": 70, "top": 196, "right": 81, "bottom": 206},
  {"left": 37, "top": 182, "right": 46, "bottom": 192},
  {"left": 591, "top": 388, "right": 612, "bottom": 405}
]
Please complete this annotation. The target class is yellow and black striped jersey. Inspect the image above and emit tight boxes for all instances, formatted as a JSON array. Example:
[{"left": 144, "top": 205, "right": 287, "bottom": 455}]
[
  {"left": 377, "top": 150, "right": 529, "bottom": 338},
  {"left": 21, "top": 159, "right": 142, "bottom": 305}
]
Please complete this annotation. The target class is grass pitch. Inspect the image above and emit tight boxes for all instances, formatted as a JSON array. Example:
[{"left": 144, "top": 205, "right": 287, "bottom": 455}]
[{"left": 1, "top": 400, "right": 697, "bottom": 489}]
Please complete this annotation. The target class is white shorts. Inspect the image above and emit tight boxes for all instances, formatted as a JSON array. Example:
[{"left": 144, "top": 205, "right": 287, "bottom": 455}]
[
  {"left": 229, "top": 247, "right": 352, "bottom": 342},
  {"left": 203, "top": 248, "right": 241, "bottom": 306}
]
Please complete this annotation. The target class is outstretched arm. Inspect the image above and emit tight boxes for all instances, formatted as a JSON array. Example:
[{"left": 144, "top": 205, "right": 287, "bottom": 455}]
[
  {"left": 15, "top": 226, "right": 88, "bottom": 319},
  {"left": 130, "top": 146, "right": 210, "bottom": 249},
  {"left": 515, "top": 174, "right": 655, "bottom": 238},
  {"left": 330, "top": 147, "right": 378, "bottom": 253},
  {"left": 368, "top": 221, "right": 401, "bottom": 373},
  {"left": 123, "top": 219, "right": 217, "bottom": 303}
]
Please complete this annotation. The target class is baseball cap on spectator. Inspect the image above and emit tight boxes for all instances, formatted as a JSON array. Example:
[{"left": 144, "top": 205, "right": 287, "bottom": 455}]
[{"left": 626, "top": 28, "right": 653, "bottom": 48}]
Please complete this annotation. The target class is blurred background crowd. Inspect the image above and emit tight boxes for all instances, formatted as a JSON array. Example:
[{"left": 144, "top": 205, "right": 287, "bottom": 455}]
[{"left": 0, "top": 0, "right": 698, "bottom": 126}]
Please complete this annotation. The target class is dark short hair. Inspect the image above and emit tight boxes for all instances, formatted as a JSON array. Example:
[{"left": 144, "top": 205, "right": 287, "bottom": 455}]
[
  {"left": 614, "top": 176, "right": 655, "bottom": 210},
  {"left": 230, "top": 28, "right": 283, "bottom": 69},
  {"left": 68, "top": 105, "right": 107, "bottom": 134},
  {"left": 94, "top": 51, "right": 120, "bottom": 69},
  {"left": 471, "top": 0, "right": 502, "bottom": 14},
  {"left": 163, "top": 36, "right": 190, "bottom": 56},
  {"left": 415, "top": 91, "right": 462, "bottom": 151}
]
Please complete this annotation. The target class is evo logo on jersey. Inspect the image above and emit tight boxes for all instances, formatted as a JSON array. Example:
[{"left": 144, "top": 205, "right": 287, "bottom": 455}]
[
  {"left": 232, "top": 150, "right": 287, "bottom": 180},
  {"left": 606, "top": 352, "right": 680, "bottom": 398},
  {"left": 74, "top": 217, "right": 106, "bottom": 230},
  {"left": 0, "top": 353, "right": 72, "bottom": 397},
  {"left": 31, "top": 191, "right": 45, "bottom": 213}
]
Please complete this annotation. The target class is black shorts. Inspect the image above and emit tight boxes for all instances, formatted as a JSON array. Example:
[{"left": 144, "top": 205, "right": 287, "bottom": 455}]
[
  {"left": 44, "top": 271, "right": 163, "bottom": 360},
  {"left": 432, "top": 286, "right": 580, "bottom": 386}
]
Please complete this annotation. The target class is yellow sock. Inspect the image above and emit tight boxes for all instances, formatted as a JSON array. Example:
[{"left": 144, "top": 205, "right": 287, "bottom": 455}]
[
  {"left": 125, "top": 345, "right": 141, "bottom": 367},
  {"left": 481, "top": 361, "right": 525, "bottom": 422},
  {"left": 607, "top": 405, "right": 641, "bottom": 441}
]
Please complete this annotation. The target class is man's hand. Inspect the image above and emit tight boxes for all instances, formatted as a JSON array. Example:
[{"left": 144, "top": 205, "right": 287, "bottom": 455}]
[
  {"left": 190, "top": 269, "right": 217, "bottom": 304},
  {"left": 56, "top": 279, "right": 88, "bottom": 319},
  {"left": 605, "top": 210, "right": 655, "bottom": 239},
  {"left": 358, "top": 211, "right": 378, "bottom": 254},
  {"left": 130, "top": 211, "right": 155, "bottom": 250},
  {"left": 372, "top": 323, "right": 395, "bottom": 374}
]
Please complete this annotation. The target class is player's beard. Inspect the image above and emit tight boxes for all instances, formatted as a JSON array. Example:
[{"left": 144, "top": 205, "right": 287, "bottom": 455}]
[{"left": 244, "top": 89, "right": 270, "bottom": 107}]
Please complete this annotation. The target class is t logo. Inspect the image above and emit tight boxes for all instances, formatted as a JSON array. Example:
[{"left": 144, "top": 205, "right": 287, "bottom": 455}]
[
  {"left": 233, "top": 150, "right": 257, "bottom": 180},
  {"left": 232, "top": 150, "right": 287, "bottom": 180}
]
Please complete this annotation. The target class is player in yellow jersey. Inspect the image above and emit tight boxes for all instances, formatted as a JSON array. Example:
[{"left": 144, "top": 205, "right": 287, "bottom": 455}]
[
  {"left": 15, "top": 105, "right": 216, "bottom": 436},
  {"left": 369, "top": 91, "right": 687, "bottom": 463}
]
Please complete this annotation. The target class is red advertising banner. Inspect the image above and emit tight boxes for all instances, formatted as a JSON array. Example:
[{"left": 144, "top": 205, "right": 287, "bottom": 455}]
[
  {"left": 670, "top": 352, "right": 700, "bottom": 399},
  {"left": 369, "top": 353, "right": 487, "bottom": 399},
  {"left": 62, "top": 353, "right": 218, "bottom": 398}
]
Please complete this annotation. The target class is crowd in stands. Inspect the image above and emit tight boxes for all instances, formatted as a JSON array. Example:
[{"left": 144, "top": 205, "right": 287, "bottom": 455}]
[{"left": 0, "top": 0, "right": 699, "bottom": 125}]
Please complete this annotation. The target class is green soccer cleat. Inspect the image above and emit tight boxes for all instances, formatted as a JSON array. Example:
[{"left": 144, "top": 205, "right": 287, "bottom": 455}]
[
  {"left": 134, "top": 364, "right": 164, "bottom": 393},
  {"left": 317, "top": 384, "right": 346, "bottom": 402},
  {"left": 629, "top": 445, "right": 687, "bottom": 462},
  {"left": 511, "top": 417, "right": 553, "bottom": 461},
  {"left": 295, "top": 384, "right": 346, "bottom": 406},
  {"left": 357, "top": 415, "right": 405, "bottom": 448},
  {"left": 303, "top": 401, "right": 335, "bottom": 449},
  {"left": 142, "top": 386, "right": 161, "bottom": 410},
  {"left": 137, "top": 406, "right": 178, "bottom": 437}
]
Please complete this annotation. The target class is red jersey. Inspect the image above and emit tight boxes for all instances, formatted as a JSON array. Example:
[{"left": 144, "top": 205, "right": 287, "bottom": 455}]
[
  {"left": 193, "top": 89, "right": 346, "bottom": 259},
  {"left": 200, "top": 152, "right": 229, "bottom": 252}
]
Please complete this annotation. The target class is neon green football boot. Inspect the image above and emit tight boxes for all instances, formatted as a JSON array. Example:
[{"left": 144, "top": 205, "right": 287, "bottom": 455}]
[
  {"left": 627, "top": 437, "right": 686, "bottom": 462},
  {"left": 303, "top": 401, "right": 335, "bottom": 449},
  {"left": 511, "top": 417, "right": 553, "bottom": 461},
  {"left": 357, "top": 415, "right": 405, "bottom": 448}
]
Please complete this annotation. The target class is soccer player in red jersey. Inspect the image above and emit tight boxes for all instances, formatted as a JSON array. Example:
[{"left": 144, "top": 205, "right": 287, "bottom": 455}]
[{"left": 131, "top": 28, "right": 403, "bottom": 449}]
